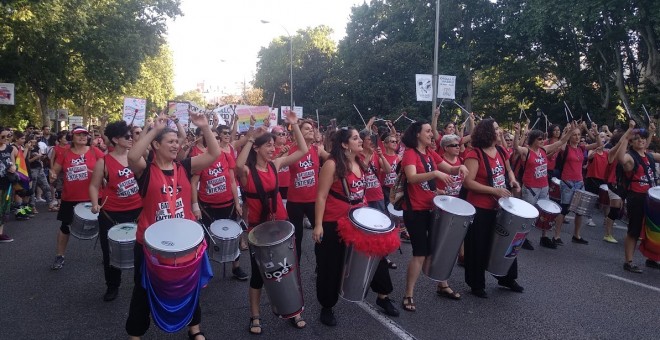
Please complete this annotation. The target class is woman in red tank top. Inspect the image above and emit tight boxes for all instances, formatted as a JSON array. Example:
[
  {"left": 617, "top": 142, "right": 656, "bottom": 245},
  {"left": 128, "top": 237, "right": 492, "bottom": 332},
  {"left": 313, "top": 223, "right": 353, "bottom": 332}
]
[
  {"left": 124, "top": 112, "right": 220, "bottom": 340},
  {"left": 48, "top": 127, "right": 104, "bottom": 270},
  {"left": 271, "top": 125, "right": 291, "bottom": 198},
  {"left": 512, "top": 123, "right": 570, "bottom": 248},
  {"left": 235, "top": 111, "right": 309, "bottom": 334},
  {"left": 614, "top": 121, "right": 660, "bottom": 272},
  {"left": 314, "top": 127, "right": 402, "bottom": 324},
  {"left": 88, "top": 120, "right": 143, "bottom": 301},
  {"left": 463, "top": 119, "right": 522, "bottom": 298},
  {"left": 602, "top": 131, "right": 626, "bottom": 244}
]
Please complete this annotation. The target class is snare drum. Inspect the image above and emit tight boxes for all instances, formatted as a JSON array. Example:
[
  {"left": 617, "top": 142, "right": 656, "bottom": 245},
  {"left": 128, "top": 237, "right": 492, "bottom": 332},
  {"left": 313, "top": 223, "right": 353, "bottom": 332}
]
[
  {"left": 386, "top": 203, "right": 403, "bottom": 223},
  {"left": 209, "top": 219, "right": 242, "bottom": 263},
  {"left": 487, "top": 197, "right": 539, "bottom": 276},
  {"left": 144, "top": 218, "right": 204, "bottom": 267},
  {"left": 569, "top": 190, "right": 598, "bottom": 216},
  {"left": 535, "top": 199, "right": 560, "bottom": 231},
  {"left": 549, "top": 178, "right": 561, "bottom": 202},
  {"left": 598, "top": 184, "right": 610, "bottom": 207},
  {"left": 107, "top": 223, "right": 137, "bottom": 269},
  {"left": 71, "top": 202, "right": 99, "bottom": 239}
]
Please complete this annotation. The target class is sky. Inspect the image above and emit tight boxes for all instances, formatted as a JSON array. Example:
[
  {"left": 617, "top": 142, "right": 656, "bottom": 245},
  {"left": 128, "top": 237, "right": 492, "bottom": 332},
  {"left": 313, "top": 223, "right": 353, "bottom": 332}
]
[{"left": 167, "top": 0, "right": 370, "bottom": 95}]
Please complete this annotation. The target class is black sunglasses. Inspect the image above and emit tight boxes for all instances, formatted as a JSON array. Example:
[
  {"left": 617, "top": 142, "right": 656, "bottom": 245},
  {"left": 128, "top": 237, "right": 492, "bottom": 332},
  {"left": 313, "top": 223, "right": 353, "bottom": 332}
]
[
  {"left": 122, "top": 134, "right": 133, "bottom": 140},
  {"left": 276, "top": 133, "right": 287, "bottom": 137},
  {"left": 446, "top": 143, "right": 459, "bottom": 148}
]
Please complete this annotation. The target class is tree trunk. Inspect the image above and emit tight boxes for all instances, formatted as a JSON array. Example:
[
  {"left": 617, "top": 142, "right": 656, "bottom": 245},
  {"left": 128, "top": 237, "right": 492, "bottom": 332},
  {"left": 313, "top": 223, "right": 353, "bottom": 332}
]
[
  {"left": 613, "top": 44, "right": 633, "bottom": 119},
  {"left": 639, "top": 6, "right": 660, "bottom": 90},
  {"left": 33, "top": 87, "right": 50, "bottom": 128}
]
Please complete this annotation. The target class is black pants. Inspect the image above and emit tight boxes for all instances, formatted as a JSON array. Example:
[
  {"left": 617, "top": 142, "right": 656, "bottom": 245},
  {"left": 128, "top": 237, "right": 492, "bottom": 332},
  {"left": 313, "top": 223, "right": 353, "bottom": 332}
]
[
  {"left": 286, "top": 201, "right": 315, "bottom": 263},
  {"left": 464, "top": 207, "right": 518, "bottom": 291},
  {"left": 98, "top": 208, "right": 142, "bottom": 288},
  {"left": 315, "top": 222, "right": 393, "bottom": 309},
  {"left": 125, "top": 243, "right": 202, "bottom": 336}
]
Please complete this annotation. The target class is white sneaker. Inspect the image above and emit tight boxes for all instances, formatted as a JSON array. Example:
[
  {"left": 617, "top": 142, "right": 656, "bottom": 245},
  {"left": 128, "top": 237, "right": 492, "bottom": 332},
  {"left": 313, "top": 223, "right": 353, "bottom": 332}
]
[
  {"left": 587, "top": 218, "right": 596, "bottom": 227},
  {"left": 35, "top": 198, "right": 47, "bottom": 203}
]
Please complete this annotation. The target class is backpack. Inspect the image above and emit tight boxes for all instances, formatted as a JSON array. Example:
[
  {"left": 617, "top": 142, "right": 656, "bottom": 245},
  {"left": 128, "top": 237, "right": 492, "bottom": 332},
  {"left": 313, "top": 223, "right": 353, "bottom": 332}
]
[
  {"left": 609, "top": 150, "right": 657, "bottom": 199},
  {"left": 552, "top": 145, "right": 571, "bottom": 179},
  {"left": 389, "top": 149, "right": 436, "bottom": 210}
]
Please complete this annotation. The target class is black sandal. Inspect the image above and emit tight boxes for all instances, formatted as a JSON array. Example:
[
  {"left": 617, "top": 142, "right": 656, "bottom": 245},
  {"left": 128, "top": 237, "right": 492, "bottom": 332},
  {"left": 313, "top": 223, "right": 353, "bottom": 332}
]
[
  {"left": 249, "top": 316, "right": 262, "bottom": 335},
  {"left": 289, "top": 315, "right": 306, "bottom": 329},
  {"left": 386, "top": 258, "right": 398, "bottom": 270},
  {"left": 401, "top": 296, "right": 416, "bottom": 312},
  {"left": 437, "top": 285, "right": 461, "bottom": 300},
  {"left": 188, "top": 330, "right": 206, "bottom": 340}
]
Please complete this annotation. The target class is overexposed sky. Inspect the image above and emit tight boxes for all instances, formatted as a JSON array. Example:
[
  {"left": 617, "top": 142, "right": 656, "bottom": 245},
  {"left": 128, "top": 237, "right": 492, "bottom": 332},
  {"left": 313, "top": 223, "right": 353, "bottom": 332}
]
[{"left": 167, "top": 0, "right": 369, "bottom": 95}]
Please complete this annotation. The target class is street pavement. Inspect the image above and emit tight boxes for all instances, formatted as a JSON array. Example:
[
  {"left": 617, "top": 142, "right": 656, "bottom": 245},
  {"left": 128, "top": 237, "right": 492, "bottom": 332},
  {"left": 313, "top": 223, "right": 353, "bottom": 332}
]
[{"left": 1, "top": 204, "right": 659, "bottom": 340}]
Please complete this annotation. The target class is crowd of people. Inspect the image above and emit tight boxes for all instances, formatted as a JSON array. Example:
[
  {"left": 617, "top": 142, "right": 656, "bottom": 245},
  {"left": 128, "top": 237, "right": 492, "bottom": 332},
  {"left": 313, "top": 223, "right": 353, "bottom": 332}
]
[{"left": 2, "top": 106, "right": 660, "bottom": 339}]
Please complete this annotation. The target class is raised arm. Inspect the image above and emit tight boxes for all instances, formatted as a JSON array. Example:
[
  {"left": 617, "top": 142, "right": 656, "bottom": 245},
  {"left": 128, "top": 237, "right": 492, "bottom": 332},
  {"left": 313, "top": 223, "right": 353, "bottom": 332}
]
[
  {"left": 190, "top": 112, "right": 221, "bottom": 175},
  {"left": 129, "top": 112, "right": 169, "bottom": 178},
  {"left": 431, "top": 107, "right": 440, "bottom": 140},
  {"left": 273, "top": 112, "right": 309, "bottom": 170},
  {"left": 544, "top": 124, "right": 572, "bottom": 155},
  {"left": 616, "top": 121, "right": 636, "bottom": 172}
]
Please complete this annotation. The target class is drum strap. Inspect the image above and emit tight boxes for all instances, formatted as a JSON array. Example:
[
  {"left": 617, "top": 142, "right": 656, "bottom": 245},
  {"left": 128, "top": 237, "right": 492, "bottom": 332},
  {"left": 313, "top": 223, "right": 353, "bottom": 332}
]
[
  {"left": 413, "top": 149, "right": 436, "bottom": 191},
  {"left": 100, "top": 209, "right": 118, "bottom": 225},
  {"left": 328, "top": 179, "right": 363, "bottom": 205}
]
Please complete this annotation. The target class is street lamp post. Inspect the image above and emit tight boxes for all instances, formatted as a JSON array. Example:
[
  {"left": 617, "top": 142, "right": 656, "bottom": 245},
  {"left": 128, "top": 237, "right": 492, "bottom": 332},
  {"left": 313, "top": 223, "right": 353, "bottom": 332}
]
[{"left": 260, "top": 20, "right": 293, "bottom": 123}]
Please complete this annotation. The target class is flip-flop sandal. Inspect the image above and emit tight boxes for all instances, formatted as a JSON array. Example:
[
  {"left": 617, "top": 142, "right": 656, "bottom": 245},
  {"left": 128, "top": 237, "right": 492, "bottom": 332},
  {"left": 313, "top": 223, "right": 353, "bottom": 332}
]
[
  {"left": 386, "top": 259, "right": 398, "bottom": 270},
  {"left": 289, "top": 315, "right": 306, "bottom": 329}
]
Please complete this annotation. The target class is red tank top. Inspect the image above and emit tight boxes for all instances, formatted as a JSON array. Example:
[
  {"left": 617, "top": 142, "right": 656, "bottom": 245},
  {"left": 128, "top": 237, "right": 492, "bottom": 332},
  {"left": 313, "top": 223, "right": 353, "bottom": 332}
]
[
  {"left": 244, "top": 165, "right": 287, "bottom": 225},
  {"left": 606, "top": 159, "right": 618, "bottom": 184},
  {"left": 466, "top": 148, "right": 507, "bottom": 210},
  {"left": 586, "top": 151, "right": 608, "bottom": 180},
  {"left": 323, "top": 169, "right": 366, "bottom": 222},
  {"left": 197, "top": 153, "right": 235, "bottom": 208},
  {"left": 437, "top": 156, "right": 463, "bottom": 196},
  {"left": 59, "top": 147, "right": 104, "bottom": 201},
  {"left": 136, "top": 161, "right": 194, "bottom": 244},
  {"left": 189, "top": 144, "right": 205, "bottom": 157},
  {"left": 522, "top": 148, "right": 548, "bottom": 188},
  {"left": 629, "top": 154, "right": 655, "bottom": 194},
  {"left": 101, "top": 154, "right": 142, "bottom": 212},
  {"left": 379, "top": 153, "right": 399, "bottom": 189},
  {"left": 561, "top": 145, "right": 584, "bottom": 181},
  {"left": 275, "top": 145, "right": 290, "bottom": 187},
  {"left": 361, "top": 152, "right": 384, "bottom": 202},
  {"left": 287, "top": 144, "right": 319, "bottom": 203},
  {"left": 401, "top": 147, "right": 443, "bottom": 211}
]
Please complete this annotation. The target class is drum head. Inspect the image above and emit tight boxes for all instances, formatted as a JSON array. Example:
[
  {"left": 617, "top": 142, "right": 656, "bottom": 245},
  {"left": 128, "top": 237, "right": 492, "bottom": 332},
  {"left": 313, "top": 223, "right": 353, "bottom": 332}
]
[
  {"left": 648, "top": 186, "right": 660, "bottom": 201},
  {"left": 74, "top": 202, "right": 98, "bottom": 219},
  {"left": 433, "top": 195, "right": 476, "bottom": 217},
  {"left": 536, "top": 199, "right": 560, "bottom": 214},
  {"left": 108, "top": 223, "right": 137, "bottom": 242},
  {"left": 210, "top": 219, "right": 242, "bottom": 239},
  {"left": 575, "top": 189, "right": 598, "bottom": 198},
  {"left": 349, "top": 207, "right": 394, "bottom": 233},
  {"left": 551, "top": 177, "right": 560, "bottom": 185},
  {"left": 387, "top": 203, "right": 403, "bottom": 217},
  {"left": 498, "top": 197, "right": 539, "bottom": 219},
  {"left": 248, "top": 220, "right": 294, "bottom": 247},
  {"left": 144, "top": 218, "right": 204, "bottom": 253},
  {"left": 599, "top": 184, "right": 609, "bottom": 191}
]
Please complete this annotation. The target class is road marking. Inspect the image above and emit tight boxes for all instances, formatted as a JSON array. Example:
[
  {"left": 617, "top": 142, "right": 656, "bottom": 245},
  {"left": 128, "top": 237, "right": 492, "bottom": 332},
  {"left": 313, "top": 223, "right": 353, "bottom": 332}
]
[
  {"left": 604, "top": 274, "right": 660, "bottom": 293},
  {"left": 357, "top": 301, "right": 417, "bottom": 340},
  {"left": 613, "top": 225, "right": 628, "bottom": 231}
]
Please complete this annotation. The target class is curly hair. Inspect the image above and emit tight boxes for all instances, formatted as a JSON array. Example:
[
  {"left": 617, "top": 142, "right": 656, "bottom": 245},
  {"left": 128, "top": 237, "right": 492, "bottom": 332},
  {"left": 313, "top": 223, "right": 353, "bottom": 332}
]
[
  {"left": 471, "top": 119, "right": 498, "bottom": 148},
  {"left": 104, "top": 120, "right": 130, "bottom": 146},
  {"left": 401, "top": 121, "right": 430, "bottom": 149},
  {"left": 527, "top": 129, "right": 544, "bottom": 146}
]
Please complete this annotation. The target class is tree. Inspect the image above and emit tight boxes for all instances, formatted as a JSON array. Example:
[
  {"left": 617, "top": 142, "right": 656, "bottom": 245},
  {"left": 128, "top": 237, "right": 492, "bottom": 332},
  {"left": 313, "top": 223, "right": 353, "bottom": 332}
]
[{"left": 173, "top": 90, "right": 207, "bottom": 105}]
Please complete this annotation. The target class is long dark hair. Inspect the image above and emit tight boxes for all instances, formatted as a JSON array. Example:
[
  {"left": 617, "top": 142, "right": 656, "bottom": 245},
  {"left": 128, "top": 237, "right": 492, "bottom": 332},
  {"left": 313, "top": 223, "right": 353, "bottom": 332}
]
[
  {"left": 246, "top": 133, "right": 276, "bottom": 169},
  {"left": 471, "top": 119, "right": 498, "bottom": 148},
  {"left": 330, "top": 127, "right": 366, "bottom": 179},
  {"left": 548, "top": 124, "right": 561, "bottom": 138}
]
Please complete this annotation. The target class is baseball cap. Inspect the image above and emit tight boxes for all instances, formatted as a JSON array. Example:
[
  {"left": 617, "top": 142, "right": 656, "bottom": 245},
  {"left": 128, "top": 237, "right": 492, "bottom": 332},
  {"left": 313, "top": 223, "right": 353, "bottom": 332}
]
[{"left": 72, "top": 127, "right": 89, "bottom": 134}]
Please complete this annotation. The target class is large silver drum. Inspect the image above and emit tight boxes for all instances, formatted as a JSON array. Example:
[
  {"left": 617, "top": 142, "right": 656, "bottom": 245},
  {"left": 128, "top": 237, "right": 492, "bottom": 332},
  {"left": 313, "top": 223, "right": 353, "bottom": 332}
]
[
  {"left": 487, "top": 197, "right": 539, "bottom": 276},
  {"left": 248, "top": 221, "right": 303, "bottom": 319},
  {"left": 423, "top": 196, "right": 475, "bottom": 281},
  {"left": 144, "top": 219, "right": 204, "bottom": 267},
  {"left": 340, "top": 207, "right": 394, "bottom": 302},
  {"left": 209, "top": 219, "right": 241, "bottom": 263},
  {"left": 569, "top": 190, "right": 598, "bottom": 216},
  {"left": 71, "top": 202, "right": 99, "bottom": 239},
  {"left": 387, "top": 203, "right": 403, "bottom": 224},
  {"left": 107, "top": 223, "right": 137, "bottom": 269}
]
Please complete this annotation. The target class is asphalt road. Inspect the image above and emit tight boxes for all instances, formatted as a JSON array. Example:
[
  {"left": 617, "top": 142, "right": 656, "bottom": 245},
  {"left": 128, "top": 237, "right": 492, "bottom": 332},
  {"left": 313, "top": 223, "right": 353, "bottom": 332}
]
[{"left": 1, "top": 204, "right": 659, "bottom": 340}]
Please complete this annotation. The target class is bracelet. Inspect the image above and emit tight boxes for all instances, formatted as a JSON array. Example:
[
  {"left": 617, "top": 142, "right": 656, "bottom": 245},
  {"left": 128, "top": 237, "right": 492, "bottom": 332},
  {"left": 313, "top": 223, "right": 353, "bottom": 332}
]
[{"left": 192, "top": 202, "right": 199, "bottom": 211}]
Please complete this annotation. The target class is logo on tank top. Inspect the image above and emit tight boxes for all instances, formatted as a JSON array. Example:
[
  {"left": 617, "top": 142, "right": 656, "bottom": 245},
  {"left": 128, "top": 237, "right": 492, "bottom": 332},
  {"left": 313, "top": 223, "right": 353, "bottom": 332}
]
[
  {"left": 70, "top": 154, "right": 86, "bottom": 166},
  {"left": 493, "top": 159, "right": 506, "bottom": 189},
  {"left": 299, "top": 154, "right": 314, "bottom": 169},
  {"left": 160, "top": 184, "right": 182, "bottom": 196},
  {"left": 117, "top": 167, "right": 132, "bottom": 178},
  {"left": 207, "top": 163, "right": 224, "bottom": 177}
]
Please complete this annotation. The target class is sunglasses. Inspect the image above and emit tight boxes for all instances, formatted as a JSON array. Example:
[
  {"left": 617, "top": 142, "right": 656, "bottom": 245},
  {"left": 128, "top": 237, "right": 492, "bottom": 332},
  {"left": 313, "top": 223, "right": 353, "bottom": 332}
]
[
  {"left": 505, "top": 139, "right": 513, "bottom": 142},
  {"left": 220, "top": 131, "right": 230, "bottom": 136},
  {"left": 122, "top": 134, "right": 132, "bottom": 140},
  {"left": 388, "top": 140, "right": 399, "bottom": 144},
  {"left": 276, "top": 133, "right": 287, "bottom": 137},
  {"left": 446, "top": 143, "right": 460, "bottom": 148},
  {"left": 537, "top": 137, "right": 544, "bottom": 141}
]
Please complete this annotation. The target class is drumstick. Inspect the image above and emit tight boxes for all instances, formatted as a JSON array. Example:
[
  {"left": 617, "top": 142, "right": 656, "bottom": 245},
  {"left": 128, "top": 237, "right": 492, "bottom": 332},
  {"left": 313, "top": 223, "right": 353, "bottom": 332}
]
[
  {"left": 197, "top": 221, "right": 217, "bottom": 245},
  {"left": 642, "top": 104, "right": 651, "bottom": 122},
  {"left": 353, "top": 104, "right": 367, "bottom": 127},
  {"left": 98, "top": 196, "right": 109, "bottom": 209}
]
